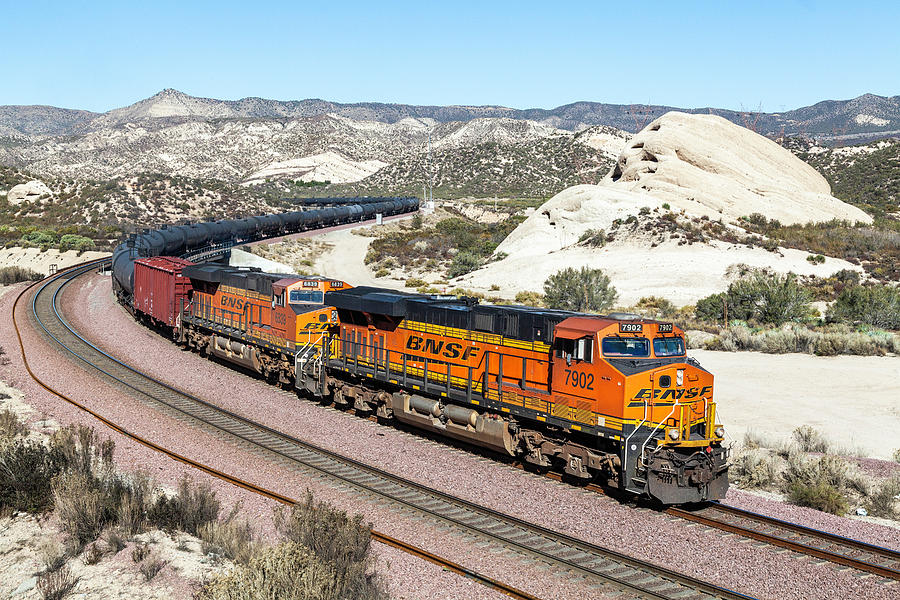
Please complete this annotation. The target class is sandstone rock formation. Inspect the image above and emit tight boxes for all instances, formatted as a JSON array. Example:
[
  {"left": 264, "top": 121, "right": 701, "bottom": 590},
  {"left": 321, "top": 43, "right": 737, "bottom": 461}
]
[
  {"left": 603, "top": 112, "right": 872, "bottom": 226},
  {"left": 6, "top": 180, "right": 51, "bottom": 205}
]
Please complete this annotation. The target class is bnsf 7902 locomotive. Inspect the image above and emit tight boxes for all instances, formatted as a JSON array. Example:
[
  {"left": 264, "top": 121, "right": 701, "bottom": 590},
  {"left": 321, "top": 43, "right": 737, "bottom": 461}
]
[{"left": 129, "top": 256, "right": 728, "bottom": 504}]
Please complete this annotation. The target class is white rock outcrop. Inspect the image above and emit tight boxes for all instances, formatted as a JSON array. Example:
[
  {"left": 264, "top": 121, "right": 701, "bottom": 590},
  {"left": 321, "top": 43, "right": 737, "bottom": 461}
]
[
  {"left": 6, "top": 180, "right": 51, "bottom": 205},
  {"left": 603, "top": 112, "right": 872, "bottom": 226},
  {"left": 242, "top": 151, "right": 387, "bottom": 184}
]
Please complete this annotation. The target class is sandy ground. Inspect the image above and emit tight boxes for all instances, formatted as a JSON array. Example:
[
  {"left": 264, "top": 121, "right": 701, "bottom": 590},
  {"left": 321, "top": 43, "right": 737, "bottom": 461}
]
[
  {"left": 691, "top": 349, "right": 900, "bottom": 459},
  {"left": 0, "top": 247, "right": 109, "bottom": 275}
]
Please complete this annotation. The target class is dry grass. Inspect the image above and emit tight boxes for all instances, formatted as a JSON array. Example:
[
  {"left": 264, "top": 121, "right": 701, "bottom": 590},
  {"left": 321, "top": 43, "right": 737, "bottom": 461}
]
[
  {"left": 199, "top": 504, "right": 256, "bottom": 564},
  {"left": 83, "top": 542, "right": 103, "bottom": 565},
  {"left": 792, "top": 425, "right": 830, "bottom": 453},
  {"left": 704, "top": 324, "right": 900, "bottom": 356},
  {"left": 0, "top": 408, "right": 27, "bottom": 440},
  {"left": 139, "top": 553, "right": 167, "bottom": 582},
  {"left": 132, "top": 542, "right": 150, "bottom": 563},
  {"left": 38, "top": 539, "right": 66, "bottom": 573},
  {"left": 53, "top": 472, "right": 111, "bottom": 550},
  {"left": 37, "top": 565, "right": 78, "bottom": 600},
  {"left": 865, "top": 476, "right": 900, "bottom": 519},
  {"left": 101, "top": 527, "right": 126, "bottom": 554}
]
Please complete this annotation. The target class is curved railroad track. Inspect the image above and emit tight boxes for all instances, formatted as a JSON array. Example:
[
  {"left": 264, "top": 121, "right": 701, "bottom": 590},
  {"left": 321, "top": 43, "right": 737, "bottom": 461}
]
[{"left": 21, "top": 261, "right": 755, "bottom": 600}]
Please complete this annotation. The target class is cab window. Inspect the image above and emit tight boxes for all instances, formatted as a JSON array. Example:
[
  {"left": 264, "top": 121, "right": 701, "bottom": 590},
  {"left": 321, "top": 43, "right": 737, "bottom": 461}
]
[
  {"left": 602, "top": 337, "right": 650, "bottom": 357},
  {"left": 653, "top": 337, "right": 685, "bottom": 357},
  {"left": 289, "top": 290, "right": 324, "bottom": 304},
  {"left": 555, "top": 336, "right": 594, "bottom": 363}
]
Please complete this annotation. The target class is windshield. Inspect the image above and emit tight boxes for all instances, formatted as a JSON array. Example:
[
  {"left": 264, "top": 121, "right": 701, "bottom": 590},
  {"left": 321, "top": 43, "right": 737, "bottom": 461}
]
[
  {"left": 289, "top": 290, "right": 324, "bottom": 304},
  {"left": 602, "top": 337, "right": 650, "bottom": 357},
  {"left": 653, "top": 337, "right": 685, "bottom": 357}
]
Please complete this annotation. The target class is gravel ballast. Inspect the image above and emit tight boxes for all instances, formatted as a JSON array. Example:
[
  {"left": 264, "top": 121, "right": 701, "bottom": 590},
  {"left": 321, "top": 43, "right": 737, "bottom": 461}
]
[{"left": 5, "top": 273, "right": 900, "bottom": 600}]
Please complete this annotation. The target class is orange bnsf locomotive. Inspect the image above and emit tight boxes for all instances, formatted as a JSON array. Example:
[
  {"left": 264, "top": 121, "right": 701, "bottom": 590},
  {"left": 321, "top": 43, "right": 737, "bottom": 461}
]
[{"left": 132, "top": 260, "right": 728, "bottom": 504}]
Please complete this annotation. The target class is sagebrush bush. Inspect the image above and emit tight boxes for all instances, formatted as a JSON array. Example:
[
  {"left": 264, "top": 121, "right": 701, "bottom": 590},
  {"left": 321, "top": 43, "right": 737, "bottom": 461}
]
[
  {"left": 199, "top": 504, "right": 256, "bottom": 564},
  {"left": 786, "top": 480, "right": 849, "bottom": 515},
  {"left": 148, "top": 477, "right": 220, "bottom": 536},
  {"left": 865, "top": 476, "right": 900, "bottom": 519},
  {"left": 0, "top": 266, "right": 43, "bottom": 285},
  {"left": 199, "top": 542, "right": 387, "bottom": 600},
  {"left": 0, "top": 408, "right": 27, "bottom": 440},
  {"left": 792, "top": 425, "right": 830, "bottom": 453},
  {"left": 448, "top": 250, "right": 482, "bottom": 278},
  {"left": 139, "top": 554, "right": 167, "bottom": 582},
  {"left": 53, "top": 472, "right": 114, "bottom": 550},
  {"left": 0, "top": 438, "right": 65, "bottom": 512},
  {"left": 703, "top": 324, "right": 898, "bottom": 356},
  {"left": 730, "top": 449, "right": 780, "bottom": 488},
  {"left": 543, "top": 266, "right": 617, "bottom": 312},
  {"left": 514, "top": 290, "right": 543, "bottom": 307},
  {"left": 893, "top": 448, "right": 900, "bottom": 464}
]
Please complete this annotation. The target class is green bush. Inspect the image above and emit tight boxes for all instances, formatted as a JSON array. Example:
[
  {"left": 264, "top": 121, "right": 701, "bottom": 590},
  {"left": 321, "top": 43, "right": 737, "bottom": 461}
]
[
  {"left": 786, "top": 480, "right": 849, "bottom": 515},
  {"left": 827, "top": 284, "right": 900, "bottom": 329},
  {"left": 0, "top": 408, "right": 27, "bottom": 440},
  {"left": 695, "top": 271, "right": 812, "bottom": 325},
  {"left": 543, "top": 267, "right": 617, "bottom": 312},
  {"left": 404, "top": 277, "right": 426, "bottom": 288},
  {"left": 865, "top": 476, "right": 900, "bottom": 519},
  {"left": 448, "top": 251, "right": 482, "bottom": 277},
  {"left": 806, "top": 253, "right": 826, "bottom": 265},
  {"left": 577, "top": 228, "right": 607, "bottom": 248},
  {"left": 58, "top": 234, "right": 95, "bottom": 254},
  {"left": 0, "top": 439, "right": 65, "bottom": 512},
  {"left": 633, "top": 296, "right": 677, "bottom": 318}
]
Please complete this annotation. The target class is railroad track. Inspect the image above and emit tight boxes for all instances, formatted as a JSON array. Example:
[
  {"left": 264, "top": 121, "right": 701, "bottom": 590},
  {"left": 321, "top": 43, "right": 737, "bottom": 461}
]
[
  {"left": 23, "top": 261, "right": 754, "bottom": 600},
  {"left": 668, "top": 502, "right": 900, "bottom": 582}
]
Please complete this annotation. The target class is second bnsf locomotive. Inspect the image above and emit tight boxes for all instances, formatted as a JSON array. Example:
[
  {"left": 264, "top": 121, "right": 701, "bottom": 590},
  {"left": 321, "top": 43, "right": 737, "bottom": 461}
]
[{"left": 132, "top": 257, "right": 728, "bottom": 504}]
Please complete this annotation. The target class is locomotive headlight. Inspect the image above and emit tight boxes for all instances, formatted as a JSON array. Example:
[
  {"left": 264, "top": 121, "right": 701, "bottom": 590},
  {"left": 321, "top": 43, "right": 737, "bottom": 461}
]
[
  {"left": 714, "top": 426, "right": 725, "bottom": 438},
  {"left": 667, "top": 428, "right": 679, "bottom": 440}
]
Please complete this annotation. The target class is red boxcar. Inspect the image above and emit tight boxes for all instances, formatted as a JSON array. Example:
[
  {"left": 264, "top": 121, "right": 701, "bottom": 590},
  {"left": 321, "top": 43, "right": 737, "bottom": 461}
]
[{"left": 133, "top": 257, "right": 194, "bottom": 327}]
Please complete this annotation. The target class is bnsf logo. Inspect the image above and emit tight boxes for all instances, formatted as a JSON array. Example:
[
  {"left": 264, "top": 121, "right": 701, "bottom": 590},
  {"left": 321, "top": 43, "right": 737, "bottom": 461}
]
[
  {"left": 220, "top": 296, "right": 246, "bottom": 310},
  {"left": 633, "top": 386, "right": 712, "bottom": 401},
  {"left": 405, "top": 335, "right": 480, "bottom": 360}
]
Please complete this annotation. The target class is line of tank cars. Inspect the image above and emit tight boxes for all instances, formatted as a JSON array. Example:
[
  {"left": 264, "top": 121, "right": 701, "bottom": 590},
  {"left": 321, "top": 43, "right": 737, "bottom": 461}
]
[{"left": 111, "top": 199, "right": 728, "bottom": 505}]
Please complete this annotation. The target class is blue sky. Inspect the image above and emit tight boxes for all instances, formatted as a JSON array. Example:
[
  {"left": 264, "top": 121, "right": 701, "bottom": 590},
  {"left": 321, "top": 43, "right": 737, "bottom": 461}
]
[{"left": 1, "top": 1, "right": 897, "bottom": 113}]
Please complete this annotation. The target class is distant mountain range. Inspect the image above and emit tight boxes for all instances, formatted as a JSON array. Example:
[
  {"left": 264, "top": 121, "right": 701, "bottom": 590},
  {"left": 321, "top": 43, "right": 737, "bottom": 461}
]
[{"left": 2, "top": 88, "right": 899, "bottom": 140}]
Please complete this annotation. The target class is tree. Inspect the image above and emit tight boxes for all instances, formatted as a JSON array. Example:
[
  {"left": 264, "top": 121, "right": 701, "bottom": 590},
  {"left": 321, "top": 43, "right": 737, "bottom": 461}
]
[
  {"left": 827, "top": 285, "right": 900, "bottom": 329},
  {"left": 543, "top": 267, "right": 617, "bottom": 312}
]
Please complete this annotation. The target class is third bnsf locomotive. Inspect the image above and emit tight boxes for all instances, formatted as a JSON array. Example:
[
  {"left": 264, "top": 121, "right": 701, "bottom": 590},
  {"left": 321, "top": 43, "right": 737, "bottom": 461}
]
[{"left": 128, "top": 256, "right": 728, "bottom": 504}]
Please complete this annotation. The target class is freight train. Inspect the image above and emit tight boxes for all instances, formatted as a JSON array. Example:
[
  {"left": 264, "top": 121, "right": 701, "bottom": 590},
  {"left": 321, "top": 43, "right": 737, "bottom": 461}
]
[{"left": 112, "top": 204, "right": 728, "bottom": 504}]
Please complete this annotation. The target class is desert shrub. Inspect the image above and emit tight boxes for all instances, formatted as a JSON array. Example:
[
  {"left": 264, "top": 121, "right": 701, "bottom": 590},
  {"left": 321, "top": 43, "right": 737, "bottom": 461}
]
[
  {"left": 865, "top": 476, "right": 900, "bottom": 519},
  {"left": 448, "top": 251, "right": 482, "bottom": 277},
  {"left": 577, "top": 228, "right": 607, "bottom": 247},
  {"left": 132, "top": 542, "right": 150, "bottom": 563},
  {"left": 101, "top": 528, "right": 126, "bottom": 554},
  {"left": 731, "top": 449, "right": 780, "bottom": 489},
  {"left": 58, "top": 234, "right": 95, "bottom": 254},
  {"left": 543, "top": 266, "right": 617, "bottom": 312},
  {"left": 786, "top": 480, "right": 849, "bottom": 515},
  {"left": 703, "top": 324, "right": 897, "bottom": 356},
  {"left": 0, "top": 266, "right": 43, "bottom": 284},
  {"left": 273, "top": 491, "right": 384, "bottom": 599},
  {"left": 199, "top": 504, "right": 256, "bottom": 564},
  {"left": 51, "top": 426, "right": 115, "bottom": 479},
  {"left": 404, "top": 277, "right": 426, "bottom": 288},
  {"left": 374, "top": 268, "right": 389, "bottom": 278},
  {"left": 53, "top": 472, "right": 114, "bottom": 549},
  {"left": 633, "top": 296, "right": 677, "bottom": 319},
  {"left": 37, "top": 565, "right": 78, "bottom": 600},
  {"left": 83, "top": 542, "right": 103, "bottom": 565},
  {"left": 893, "top": 448, "right": 900, "bottom": 464},
  {"left": 806, "top": 253, "right": 826, "bottom": 264},
  {"left": 0, "top": 438, "right": 65, "bottom": 512},
  {"left": 0, "top": 408, "right": 27, "bottom": 440},
  {"left": 409, "top": 213, "right": 423, "bottom": 229},
  {"left": 39, "top": 539, "right": 66, "bottom": 573},
  {"left": 792, "top": 425, "right": 830, "bottom": 453},
  {"left": 117, "top": 472, "right": 154, "bottom": 534},
  {"left": 198, "top": 542, "right": 378, "bottom": 600},
  {"left": 514, "top": 291, "right": 543, "bottom": 307},
  {"left": 827, "top": 284, "right": 900, "bottom": 329},
  {"left": 139, "top": 554, "right": 167, "bottom": 582},
  {"left": 696, "top": 271, "right": 812, "bottom": 325},
  {"left": 147, "top": 477, "right": 219, "bottom": 536}
]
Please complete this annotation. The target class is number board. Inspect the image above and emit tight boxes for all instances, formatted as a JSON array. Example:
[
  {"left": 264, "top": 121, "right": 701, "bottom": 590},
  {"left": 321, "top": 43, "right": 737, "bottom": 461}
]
[
  {"left": 330, "top": 281, "right": 344, "bottom": 288},
  {"left": 302, "top": 280, "right": 319, "bottom": 288},
  {"left": 619, "top": 322, "right": 643, "bottom": 333},
  {"left": 658, "top": 323, "right": 674, "bottom": 333}
]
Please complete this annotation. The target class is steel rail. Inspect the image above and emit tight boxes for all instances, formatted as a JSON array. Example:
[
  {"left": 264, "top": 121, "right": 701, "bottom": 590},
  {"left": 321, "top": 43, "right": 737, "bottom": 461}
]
[
  {"left": 667, "top": 502, "right": 900, "bottom": 581},
  {"left": 26, "top": 262, "right": 753, "bottom": 600},
  {"left": 13, "top": 264, "right": 540, "bottom": 600}
]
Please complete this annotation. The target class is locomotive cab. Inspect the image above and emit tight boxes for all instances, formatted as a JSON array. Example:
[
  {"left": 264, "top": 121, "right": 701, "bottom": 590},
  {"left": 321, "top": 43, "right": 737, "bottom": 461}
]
[{"left": 550, "top": 315, "right": 728, "bottom": 504}]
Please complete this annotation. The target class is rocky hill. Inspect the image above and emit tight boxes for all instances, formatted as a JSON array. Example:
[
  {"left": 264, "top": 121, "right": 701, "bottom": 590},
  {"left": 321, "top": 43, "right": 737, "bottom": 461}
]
[{"left": 2, "top": 89, "right": 899, "bottom": 138}]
